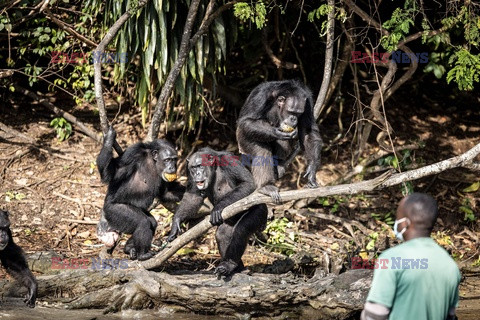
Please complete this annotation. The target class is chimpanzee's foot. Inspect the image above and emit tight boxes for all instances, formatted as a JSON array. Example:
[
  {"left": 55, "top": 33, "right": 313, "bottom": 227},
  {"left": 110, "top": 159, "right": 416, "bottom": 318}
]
[
  {"left": 125, "top": 247, "right": 155, "bottom": 261},
  {"left": 215, "top": 259, "right": 245, "bottom": 278},
  {"left": 127, "top": 248, "right": 137, "bottom": 260},
  {"left": 137, "top": 251, "right": 155, "bottom": 261}
]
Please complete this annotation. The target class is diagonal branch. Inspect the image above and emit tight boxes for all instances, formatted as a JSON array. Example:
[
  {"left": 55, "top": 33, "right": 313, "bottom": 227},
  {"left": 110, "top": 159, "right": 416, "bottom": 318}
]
[
  {"left": 44, "top": 9, "right": 97, "bottom": 48},
  {"left": 14, "top": 84, "right": 100, "bottom": 143},
  {"left": 140, "top": 140, "right": 480, "bottom": 270},
  {"left": 140, "top": 170, "right": 392, "bottom": 270}
]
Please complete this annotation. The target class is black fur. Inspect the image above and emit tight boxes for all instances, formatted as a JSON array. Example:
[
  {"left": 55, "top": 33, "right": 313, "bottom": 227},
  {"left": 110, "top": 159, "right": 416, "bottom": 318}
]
[
  {"left": 0, "top": 210, "right": 37, "bottom": 308},
  {"left": 96, "top": 127, "right": 184, "bottom": 261},
  {"left": 236, "top": 80, "right": 323, "bottom": 202},
  {"left": 167, "top": 148, "right": 267, "bottom": 277}
]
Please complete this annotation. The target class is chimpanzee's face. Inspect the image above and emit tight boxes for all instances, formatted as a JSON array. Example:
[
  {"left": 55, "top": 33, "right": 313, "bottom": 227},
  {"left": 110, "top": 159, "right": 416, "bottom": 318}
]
[
  {"left": 276, "top": 88, "right": 309, "bottom": 132},
  {"left": 0, "top": 211, "right": 11, "bottom": 250},
  {"left": 152, "top": 140, "right": 178, "bottom": 182},
  {"left": 188, "top": 153, "right": 212, "bottom": 191},
  {"left": 153, "top": 146, "right": 178, "bottom": 182}
]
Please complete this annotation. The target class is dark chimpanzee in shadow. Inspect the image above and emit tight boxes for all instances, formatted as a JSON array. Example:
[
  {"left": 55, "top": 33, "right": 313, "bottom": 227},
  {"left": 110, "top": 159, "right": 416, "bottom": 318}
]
[
  {"left": 236, "top": 79, "right": 323, "bottom": 203},
  {"left": 0, "top": 210, "right": 37, "bottom": 307},
  {"left": 167, "top": 148, "right": 267, "bottom": 277},
  {"left": 96, "top": 127, "right": 184, "bottom": 261}
]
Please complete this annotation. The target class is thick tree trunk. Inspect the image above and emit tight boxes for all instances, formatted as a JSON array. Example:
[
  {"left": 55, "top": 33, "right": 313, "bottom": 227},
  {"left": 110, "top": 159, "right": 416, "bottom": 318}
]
[{"left": 1, "top": 261, "right": 371, "bottom": 319}]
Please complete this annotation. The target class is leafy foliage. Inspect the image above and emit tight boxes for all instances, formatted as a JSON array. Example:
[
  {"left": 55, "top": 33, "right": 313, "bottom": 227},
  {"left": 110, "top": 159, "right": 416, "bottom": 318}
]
[
  {"left": 50, "top": 117, "right": 73, "bottom": 141},
  {"left": 234, "top": 1, "right": 267, "bottom": 29},
  {"left": 371, "top": 211, "right": 395, "bottom": 226},
  {"left": 366, "top": 232, "right": 379, "bottom": 251},
  {"left": 381, "top": 8, "right": 414, "bottom": 51},
  {"left": 307, "top": 4, "right": 346, "bottom": 36},
  {"left": 263, "top": 217, "right": 297, "bottom": 255},
  {"left": 1, "top": 1, "right": 104, "bottom": 105},
  {"left": 446, "top": 49, "right": 480, "bottom": 91}
]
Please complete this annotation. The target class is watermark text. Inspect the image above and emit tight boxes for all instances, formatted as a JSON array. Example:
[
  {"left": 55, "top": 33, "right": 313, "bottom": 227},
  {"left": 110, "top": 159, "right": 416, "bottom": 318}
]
[
  {"left": 50, "top": 51, "right": 128, "bottom": 64},
  {"left": 351, "top": 51, "right": 428, "bottom": 64},
  {"left": 351, "top": 257, "right": 428, "bottom": 269},
  {"left": 201, "top": 154, "right": 279, "bottom": 167}
]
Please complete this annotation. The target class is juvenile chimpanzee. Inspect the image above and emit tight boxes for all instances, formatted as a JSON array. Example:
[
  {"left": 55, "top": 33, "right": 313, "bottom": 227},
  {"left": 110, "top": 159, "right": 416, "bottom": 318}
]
[
  {"left": 96, "top": 126, "right": 184, "bottom": 261},
  {"left": 0, "top": 210, "right": 37, "bottom": 308},
  {"left": 236, "top": 79, "right": 323, "bottom": 203},
  {"left": 167, "top": 148, "right": 267, "bottom": 277}
]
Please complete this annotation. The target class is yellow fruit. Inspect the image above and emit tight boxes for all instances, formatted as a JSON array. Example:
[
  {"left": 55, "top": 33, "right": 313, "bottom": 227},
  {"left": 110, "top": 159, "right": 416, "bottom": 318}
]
[
  {"left": 280, "top": 123, "right": 295, "bottom": 132},
  {"left": 164, "top": 173, "right": 177, "bottom": 182}
]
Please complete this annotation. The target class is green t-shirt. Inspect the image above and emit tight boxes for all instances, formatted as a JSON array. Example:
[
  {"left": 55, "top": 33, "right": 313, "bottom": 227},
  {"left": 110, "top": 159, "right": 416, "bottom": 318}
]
[{"left": 367, "top": 237, "right": 461, "bottom": 320}]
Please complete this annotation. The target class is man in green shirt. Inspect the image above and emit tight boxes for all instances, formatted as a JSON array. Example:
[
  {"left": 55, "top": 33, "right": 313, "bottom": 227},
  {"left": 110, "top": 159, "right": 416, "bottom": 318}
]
[{"left": 361, "top": 193, "right": 461, "bottom": 320}]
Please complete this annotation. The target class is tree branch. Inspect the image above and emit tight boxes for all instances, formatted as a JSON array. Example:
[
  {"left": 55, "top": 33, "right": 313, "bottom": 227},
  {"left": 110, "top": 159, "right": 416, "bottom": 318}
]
[
  {"left": 13, "top": 84, "right": 100, "bottom": 143},
  {"left": 146, "top": 0, "right": 202, "bottom": 142},
  {"left": 93, "top": 1, "right": 149, "bottom": 154},
  {"left": 320, "top": 22, "right": 354, "bottom": 120},
  {"left": 380, "top": 142, "right": 480, "bottom": 188},
  {"left": 147, "top": 0, "right": 238, "bottom": 141},
  {"left": 314, "top": 0, "right": 335, "bottom": 120},
  {"left": 140, "top": 141, "right": 480, "bottom": 270},
  {"left": 359, "top": 53, "right": 397, "bottom": 152},
  {"left": 44, "top": 9, "right": 97, "bottom": 48},
  {"left": 262, "top": 28, "right": 299, "bottom": 70},
  {"left": 343, "top": 0, "right": 385, "bottom": 35},
  {"left": 343, "top": 0, "right": 422, "bottom": 152}
]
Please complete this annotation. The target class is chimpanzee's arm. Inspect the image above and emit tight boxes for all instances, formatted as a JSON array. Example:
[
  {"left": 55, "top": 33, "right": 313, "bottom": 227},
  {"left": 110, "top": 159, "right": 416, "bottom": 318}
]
[
  {"left": 238, "top": 118, "right": 297, "bottom": 142},
  {"left": 0, "top": 238, "right": 37, "bottom": 308},
  {"left": 97, "top": 126, "right": 118, "bottom": 183},
  {"left": 299, "top": 117, "right": 323, "bottom": 188},
  {"left": 161, "top": 182, "right": 186, "bottom": 203},
  {"left": 167, "top": 190, "right": 205, "bottom": 242},
  {"left": 210, "top": 165, "right": 256, "bottom": 225}
]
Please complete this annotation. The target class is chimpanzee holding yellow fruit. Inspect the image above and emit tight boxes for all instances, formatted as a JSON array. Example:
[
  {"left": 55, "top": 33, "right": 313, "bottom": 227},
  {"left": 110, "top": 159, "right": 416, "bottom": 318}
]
[{"left": 236, "top": 80, "right": 323, "bottom": 203}]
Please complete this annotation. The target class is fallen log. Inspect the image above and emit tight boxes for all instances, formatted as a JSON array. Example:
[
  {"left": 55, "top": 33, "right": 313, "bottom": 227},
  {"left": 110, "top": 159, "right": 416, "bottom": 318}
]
[{"left": 0, "top": 263, "right": 372, "bottom": 319}]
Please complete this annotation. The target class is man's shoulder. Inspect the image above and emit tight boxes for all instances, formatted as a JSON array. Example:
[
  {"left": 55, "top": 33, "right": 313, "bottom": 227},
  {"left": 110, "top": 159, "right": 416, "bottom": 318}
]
[{"left": 377, "top": 241, "right": 410, "bottom": 259}]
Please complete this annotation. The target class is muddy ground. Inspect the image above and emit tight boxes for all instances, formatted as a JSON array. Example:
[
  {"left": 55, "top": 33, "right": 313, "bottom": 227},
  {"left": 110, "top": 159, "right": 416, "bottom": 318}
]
[{"left": 0, "top": 84, "right": 479, "bottom": 317}]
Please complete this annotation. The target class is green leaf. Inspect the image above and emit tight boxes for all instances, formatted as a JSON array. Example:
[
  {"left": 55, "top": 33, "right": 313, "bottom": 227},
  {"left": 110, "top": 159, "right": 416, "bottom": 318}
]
[
  {"left": 460, "top": 205, "right": 473, "bottom": 215},
  {"left": 463, "top": 181, "right": 480, "bottom": 193},
  {"left": 366, "top": 239, "right": 376, "bottom": 250}
]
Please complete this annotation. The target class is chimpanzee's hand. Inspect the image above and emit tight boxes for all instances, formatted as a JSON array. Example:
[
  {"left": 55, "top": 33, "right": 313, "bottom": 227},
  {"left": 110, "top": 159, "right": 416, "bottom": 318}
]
[
  {"left": 274, "top": 127, "right": 298, "bottom": 140},
  {"left": 303, "top": 164, "right": 318, "bottom": 188},
  {"left": 167, "top": 220, "right": 181, "bottom": 242},
  {"left": 210, "top": 206, "right": 225, "bottom": 226},
  {"left": 258, "top": 185, "right": 281, "bottom": 204},
  {"left": 104, "top": 126, "right": 117, "bottom": 146}
]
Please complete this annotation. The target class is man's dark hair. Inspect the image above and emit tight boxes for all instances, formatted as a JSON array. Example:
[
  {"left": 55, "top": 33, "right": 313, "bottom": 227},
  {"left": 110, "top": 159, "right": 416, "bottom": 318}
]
[{"left": 403, "top": 193, "right": 438, "bottom": 231}]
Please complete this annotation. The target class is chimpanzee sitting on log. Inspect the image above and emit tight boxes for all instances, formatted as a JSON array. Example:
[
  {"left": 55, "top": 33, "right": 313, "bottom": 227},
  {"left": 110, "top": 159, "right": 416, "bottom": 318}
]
[
  {"left": 96, "top": 127, "right": 184, "bottom": 261},
  {"left": 236, "top": 79, "right": 323, "bottom": 203},
  {"left": 167, "top": 148, "right": 267, "bottom": 277},
  {"left": 0, "top": 210, "right": 37, "bottom": 307}
]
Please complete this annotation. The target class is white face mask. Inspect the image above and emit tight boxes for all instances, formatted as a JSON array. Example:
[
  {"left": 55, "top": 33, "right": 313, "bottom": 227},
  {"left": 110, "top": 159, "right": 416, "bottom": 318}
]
[{"left": 393, "top": 217, "right": 410, "bottom": 241}]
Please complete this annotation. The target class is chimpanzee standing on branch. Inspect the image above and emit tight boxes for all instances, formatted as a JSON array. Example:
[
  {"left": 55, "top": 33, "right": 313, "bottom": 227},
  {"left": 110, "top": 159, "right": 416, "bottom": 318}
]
[
  {"left": 96, "top": 127, "right": 184, "bottom": 261},
  {"left": 167, "top": 148, "right": 268, "bottom": 277},
  {"left": 236, "top": 79, "right": 323, "bottom": 203}
]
